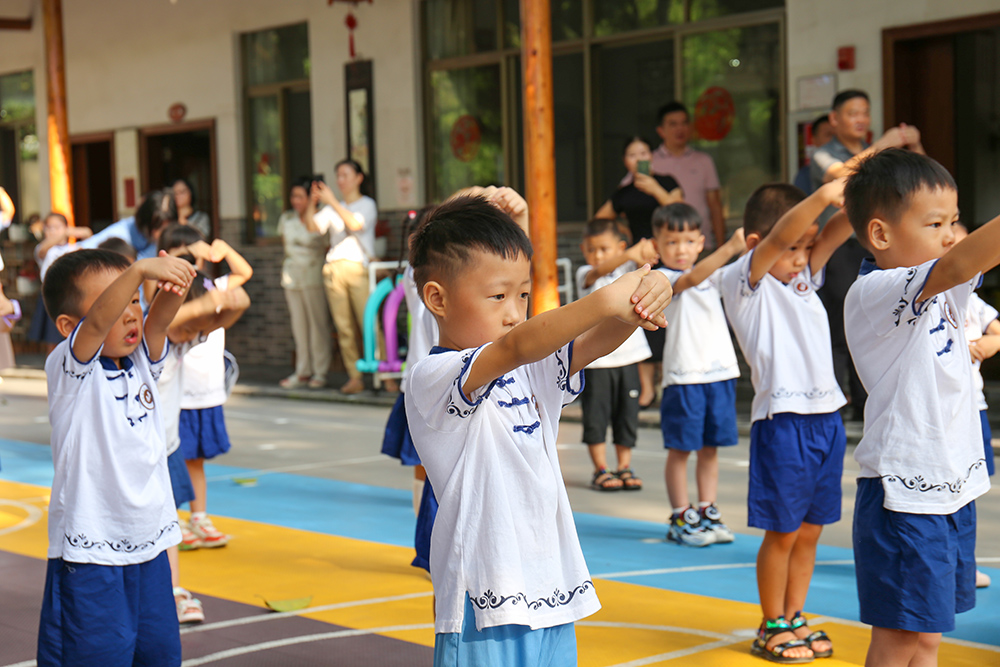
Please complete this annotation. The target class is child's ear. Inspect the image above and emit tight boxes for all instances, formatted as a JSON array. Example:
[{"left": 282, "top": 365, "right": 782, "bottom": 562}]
[
  {"left": 422, "top": 281, "right": 447, "bottom": 318},
  {"left": 868, "top": 218, "right": 890, "bottom": 251},
  {"left": 745, "top": 232, "right": 762, "bottom": 250},
  {"left": 55, "top": 314, "right": 79, "bottom": 339}
]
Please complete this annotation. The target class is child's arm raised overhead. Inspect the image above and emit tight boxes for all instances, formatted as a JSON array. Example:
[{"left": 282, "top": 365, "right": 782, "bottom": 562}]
[
  {"left": 208, "top": 239, "right": 253, "bottom": 288},
  {"left": 167, "top": 286, "right": 251, "bottom": 344},
  {"left": 461, "top": 265, "right": 671, "bottom": 395},
  {"left": 672, "top": 228, "right": 745, "bottom": 295},
  {"left": 971, "top": 318, "right": 1000, "bottom": 363},
  {"left": 72, "top": 254, "right": 195, "bottom": 363},
  {"left": 808, "top": 209, "right": 854, "bottom": 276},
  {"left": 921, "top": 213, "right": 1000, "bottom": 302},
  {"left": 749, "top": 179, "right": 845, "bottom": 287},
  {"left": 144, "top": 255, "right": 201, "bottom": 360},
  {"left": 582, "top": 239, "right": 659, "bottom": 289}
]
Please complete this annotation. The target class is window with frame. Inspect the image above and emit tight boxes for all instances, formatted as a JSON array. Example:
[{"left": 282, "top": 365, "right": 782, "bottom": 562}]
[
  {"left": 242, "top": 23, "right": 313, "bottom": 240},
  {"left": 0, "top": 70, "right": 39, "bottom": 225}
]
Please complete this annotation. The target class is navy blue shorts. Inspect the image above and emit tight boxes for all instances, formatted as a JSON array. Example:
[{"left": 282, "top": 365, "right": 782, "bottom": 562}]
[
  {"left": 179, "top": 406, "right": 231, "bottom": 460},
  {"left": 660, "top": 379, "right": 738, "bottom": 452},
  {"left": 382, "top": 393, "right": 421, "bottom": 466},
  {"left": 412, "top": 479, "right": 439, "bottom": 572},
  {"left": 167, "top": 448, "right": 194, "bottom": 509},
  {"left": 980, "top": 410, "right": 994, "bottom": 476},
  {"left": 748, "top": 411, "right": 845, "bottom": 532},
  {"left": 853, "top": 477, "right": 977, "bottom": 633},
  {"left": 37, "top": 551, "right": 181, "bottom": 667}
]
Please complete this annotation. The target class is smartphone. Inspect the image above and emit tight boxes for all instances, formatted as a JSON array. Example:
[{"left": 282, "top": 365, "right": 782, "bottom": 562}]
[{"left": 637, "top": 160, "right": 650, "bottom": 176}]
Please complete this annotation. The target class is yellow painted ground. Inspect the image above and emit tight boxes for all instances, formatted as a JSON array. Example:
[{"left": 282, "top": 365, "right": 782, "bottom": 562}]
[{"left": 2, "top": 479, "right": 996, "bottom": 666}]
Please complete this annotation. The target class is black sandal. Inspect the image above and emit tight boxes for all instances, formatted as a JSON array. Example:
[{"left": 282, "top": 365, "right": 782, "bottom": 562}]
[
  {"left": 616, "top": 467, "right": 643, "bottom": 491},
  {"left": 790, "top": 612, "right": 832, "bottom": 658},
  {"left": 590, "top": 467, "right": 622, "bottom": 491},
  {"left": 750, "top": 617, "right": 814, "bottom": 664}
]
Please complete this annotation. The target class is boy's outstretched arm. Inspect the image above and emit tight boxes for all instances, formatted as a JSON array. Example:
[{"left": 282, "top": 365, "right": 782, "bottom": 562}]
[
  {"left": 462, "top": 266, "right": 670, "bottom": 395},
  {"left": 749, "top": 179, "right": 845, "bottom": 287},
  {"left": 672, "top": 229, "right": 745, "bottom": 295},
  {"left": 72, "top": 255, "right": 195, "bottom": 363},
  {"left": 922, "top": 212, "right": 1000, "bottom": 302},
  {"left": 582, "top": 239, "right": 659, "bottom": 289},
  {"left": 808, "top": 210, "right": 854, "bottom": 275}
]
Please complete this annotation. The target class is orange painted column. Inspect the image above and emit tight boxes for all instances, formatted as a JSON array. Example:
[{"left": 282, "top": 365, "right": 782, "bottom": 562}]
[
  {"left": 42, "top": 0, "right": 74, "bottom": 226},
  {"left": 520, "top": 0, "right": 559, "bottom": 315}
]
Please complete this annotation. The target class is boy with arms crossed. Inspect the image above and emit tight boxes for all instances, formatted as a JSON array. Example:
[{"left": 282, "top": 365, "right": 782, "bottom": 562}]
[
  {"left": 405, "top": 196, "right": 671, "bottom": 665},
  {"left": 38, "top": 246, "right": 195, "bottom": 666},
  {"left": 844, "top": 149, "right": 992, "bottom": 667},
  {"left": 720, "top": 181, "right": 853, "bottom": 662}
]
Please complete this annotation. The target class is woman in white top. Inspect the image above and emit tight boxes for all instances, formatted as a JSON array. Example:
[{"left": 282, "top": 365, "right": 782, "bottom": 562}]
[
  {"left": 279, "top": 177, "right": 332, "bottom": 389},
  {"left": 172, "top": 178, "right": 212, "bottom": 239},
  {"left": 306, "top": 160, "right": 379, "bottom": 395}
]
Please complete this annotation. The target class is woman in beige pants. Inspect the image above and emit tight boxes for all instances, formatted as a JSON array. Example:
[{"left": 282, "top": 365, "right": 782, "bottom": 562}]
[{"left": 306, "top": 160, "right": 378, "bottom": 394}]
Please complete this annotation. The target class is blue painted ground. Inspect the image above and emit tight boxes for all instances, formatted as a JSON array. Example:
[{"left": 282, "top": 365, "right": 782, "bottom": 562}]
[{"left": 2, "top": 437, "right": 997, "bottom": 645}]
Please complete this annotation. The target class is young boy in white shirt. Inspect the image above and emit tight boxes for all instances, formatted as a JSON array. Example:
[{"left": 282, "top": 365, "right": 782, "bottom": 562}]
[
  {"left": 405, "top": 195, "right": 671, "bottom": 665},
  {"left": 575, "top": 219, "right": 657, "bottom": 491},
  {"left": 38, "top": 246, "right": 195, "bottom": 666},
  {"left": 843, "top": 149, "right": 994, "bottom": 666},
  {"left": 719, "top": 181, "right": 853, "bottom": 662},
  {"left": 652, "top": 203, "right": 745, "bottom": 546}
]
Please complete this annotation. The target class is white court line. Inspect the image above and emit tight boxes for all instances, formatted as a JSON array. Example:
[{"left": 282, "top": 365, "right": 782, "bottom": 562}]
[
  {"left": 604, "top": 638, "right": 744, "bottom": 666},
  {"left": 225, "top": 410, "right": 374, "bottom": 431},
  {"left": 204, "top": 455, "right": 390, "bottom": 482},
  {"left": 595, "top": 559, "right": 854, "bottom": 579},
  {"left": 0, "top": 499, "right": 44, "bottom": 536},
  {"left": 180, "top": 623, "right": 435, "bottom": 666},
  {"left": 577, "top": 621, "right": 731, "bottom": 641},
  {"left": 810, "top": 616, "right": 1000, "bottom": 654},
  {"left": 974, "top": 556, "right": 1000, "bottom": 563},
  {"left": 2, "top": 661, "right": 35, "bottom": 667},
  {"left": 180, "top": 591, "right": 433, "bottom": 634}
]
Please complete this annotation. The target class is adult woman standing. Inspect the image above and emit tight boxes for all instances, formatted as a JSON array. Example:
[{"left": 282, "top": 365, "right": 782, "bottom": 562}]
[
  {"left": 306, "top": 160, "right": 378, "bottom": 395},
  {"left": 595, "top": 137, "right": 684, "bottom": 409},
  {"left": 279, "top": 177, "right": 332, "bottom": 389},
  {"left": 172, "top": 178, "right": 211, "bottom": 238}
]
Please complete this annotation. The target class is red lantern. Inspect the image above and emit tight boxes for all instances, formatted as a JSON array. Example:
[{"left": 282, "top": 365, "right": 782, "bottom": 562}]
[{"left": 329, "top": 0, "right": 372, "bottom": 59}]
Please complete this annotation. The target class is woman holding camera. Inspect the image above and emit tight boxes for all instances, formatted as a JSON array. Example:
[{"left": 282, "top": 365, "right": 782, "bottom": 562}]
[
  {"left": 304, "top": 160, "right": 379, "bottom": 395},
  {"left": 279, "top": 177, "right": 332, "bottom": 389}
]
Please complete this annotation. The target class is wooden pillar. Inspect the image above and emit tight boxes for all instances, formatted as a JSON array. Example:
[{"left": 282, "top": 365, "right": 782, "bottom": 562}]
[
  {"left": 42, "top": 0, "right": 73, "bottom": 226},
  {"left": 520, "top": 0, "right": 558, "bottom": 315}
]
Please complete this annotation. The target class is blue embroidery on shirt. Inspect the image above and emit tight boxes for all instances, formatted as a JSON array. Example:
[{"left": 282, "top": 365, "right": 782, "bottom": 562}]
[
  {"left": 929, "top": 318, "right": 946, "bottom": 334},
  {"left": 495, "top": 376, "right": 515, "bottom": 388},
  {"left": 471, "top": 581, "right": 594, "bottom": 612},
  {"left": 498, "top": 397, "right": 530, "bottom": 408},
  {"left": 513, "top": 421, "right": 541, "bottom": 435},
  {"left": 65, "top": 520, "right": 178, "bottom": 553},
  {"left": 882, "top": 459, "right": 986, "bottom": 495},
  {"left": 936, "top": 339, "right": 953, "bottom": 356}
]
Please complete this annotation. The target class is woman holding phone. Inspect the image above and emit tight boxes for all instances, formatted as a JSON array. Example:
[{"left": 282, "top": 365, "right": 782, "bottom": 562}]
[{"left": 595, "top": 136, "right": 683, "bottom": 242}]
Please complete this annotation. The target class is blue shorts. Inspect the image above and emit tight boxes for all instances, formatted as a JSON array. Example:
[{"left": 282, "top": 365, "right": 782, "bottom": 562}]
[
  {"left": 167, "top": 448, "right": 194, "bottom": 509},
  {"left": 38, "top": 551, "right": 181, "bottom": 667},
  {"left": 748, "top": 411, "right": 845, "bottom": 533},
  {"left": 434, "top": 594, "right": 577, "bottom": 667},
  {"left": 980, "top": 410, "right": 994, "bottom": 476},
  {"left": 382, "top": 393, "right": 421, "bottom": 466},
  {"left": 660, "top": 379, "right": 738, "bottom": 452},
  {"left": 412, "top": 479, "right": 439, "bottom": 572},
  {"left": 853, "top": 477, "right": 976, "bottom": 633},
  {"left": 179, "top": 406, "right": 231, "bottom": 460}
]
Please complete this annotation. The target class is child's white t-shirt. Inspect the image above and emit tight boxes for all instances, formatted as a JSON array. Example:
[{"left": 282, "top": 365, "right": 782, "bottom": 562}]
[
  {"left": 45, "top": 323, "right": 181, "bottom": 565},
  {"left": 846, "top": 259, "right": 990, "bottom": 514},
  {"left": 964, "top": 293, "right": 997, "bottom": 411},
  {"left": 405, "top": 343, "right": 600, "bottom": 634},
  {"left": 158, "top": 338, "right": 202, "bottom": 455},
  {"left": 719, "top": 251, "right": 846, "bottom": 422},
  {"left": 180, "top": 276, "right": 228, "bottom": 409},
  {"left": 658, "top": 267, "right": 739, "bottom": 386},
  {"left": 401, "top": 265, "right": 438, "bottom": 393},
  {"left": 574, "top": 264, "right": 651, "bottom": 369}
]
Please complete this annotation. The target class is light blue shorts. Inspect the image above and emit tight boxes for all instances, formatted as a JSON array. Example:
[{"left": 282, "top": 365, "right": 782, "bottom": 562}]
[{"left": 434, "top": 594, "right": 577, "bottom": 667}]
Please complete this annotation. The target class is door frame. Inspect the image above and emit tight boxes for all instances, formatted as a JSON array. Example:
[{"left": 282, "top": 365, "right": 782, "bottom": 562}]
[
  {"left": 138, "top": 118, "right": 219, "bottom": 237},
  {"left": 69, "top": 130, "right": 117, "bottom": 227},
  {"left": 882, "top": 11, "right": 1000, "bottom": 129}
]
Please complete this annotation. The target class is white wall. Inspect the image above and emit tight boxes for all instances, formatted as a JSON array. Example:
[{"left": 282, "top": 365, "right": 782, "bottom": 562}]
[{"left": 0, "top": 0, "right": 421, "bottom": 220}]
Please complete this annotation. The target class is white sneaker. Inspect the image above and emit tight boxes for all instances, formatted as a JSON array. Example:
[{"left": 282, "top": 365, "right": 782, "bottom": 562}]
[
  {"left": 667, "top": 507, "right": 716, "bottom": 547},
  {"left": 700, "top": 504, "right": 735, "bottom": 544},
  {"left": 190, "top": 514, "right": 230, "bottom": 548}
]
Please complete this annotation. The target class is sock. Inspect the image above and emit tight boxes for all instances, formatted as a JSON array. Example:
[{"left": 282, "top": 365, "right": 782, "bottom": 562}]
[
  {"left": 190, "top": 511, "right": 207, "bottom": 523},
  {"left": 672, "top": 506, "right": 688, "bottom": 516},
  {"left": 698, "top": 501, "right": 713, "bottom": 510},
  {"left": 413, "top": 479, "right": 424, "bottom": 517}
]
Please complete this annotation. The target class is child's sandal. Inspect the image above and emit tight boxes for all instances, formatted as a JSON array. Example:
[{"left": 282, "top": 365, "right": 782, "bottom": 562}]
[
  {"left": 750, "top": 617, "right": 814, "bottom": 664},
  {"left": 591, "top": 467, "right": 623, "bottom": 491},
  {"left": 790, "top": 612, "right": 832, "bottom": 659},
  {"left": 616, "top": 467, "right": 643, "bottom": 491}
]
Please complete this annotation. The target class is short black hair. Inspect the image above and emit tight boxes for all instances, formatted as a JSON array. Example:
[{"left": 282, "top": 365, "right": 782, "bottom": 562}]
[
  {"left": 97, "top": 237, "right": 137, "bottom": 261},
  {"left": 136, "top": 189, "right": 177, "bottom": 240},
  {"left": 743, "top": 183, "right": 807, "bottom": 238},
  {"left": 409, "top": 195, "right": 533, "bottom": 293},
  {"left": 158, "top": 222, "right": 206, "bottom": 254},
  {"left": 621, "top": 136, "right": 651, "bottom": 156},
  {"left": 844, "top": 148, "right": 957, "bottom": 242},
  {"left": 583, "top": 218, "right": 630, "bottom": 245},
  {"left": 832, "top": 89, "right": 869, "bottom": 111},
  {"left": 45, "top": 212, "right": 69, "bottom": 226},
  {"left": 290, "top": 176, "right": 313, "bottom": 194},
  {"left": 43, "top": 249, "right": 132, "bottom": 320},
  {"left": 652, "top": 203, "right": 703, "bottom": 235},
  {"left": 811, "top": 115, "right": 830, "bottom": 135},
  {"left": 657, "top": 101, "right": 689, "bottom": 124}
]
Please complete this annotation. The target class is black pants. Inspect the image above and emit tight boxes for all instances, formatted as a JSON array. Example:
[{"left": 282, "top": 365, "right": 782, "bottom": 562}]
[{"left": 581, "top": 365, "right": 640, "bottom": 447}]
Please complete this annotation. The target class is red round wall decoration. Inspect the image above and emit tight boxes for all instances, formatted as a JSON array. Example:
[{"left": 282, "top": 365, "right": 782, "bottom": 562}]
[
  {"left": 693, "top": 87, "right": 735, "bottom": 142},
  {"left": 450, "top": 115, "right": 481, "bottom": 162}
]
